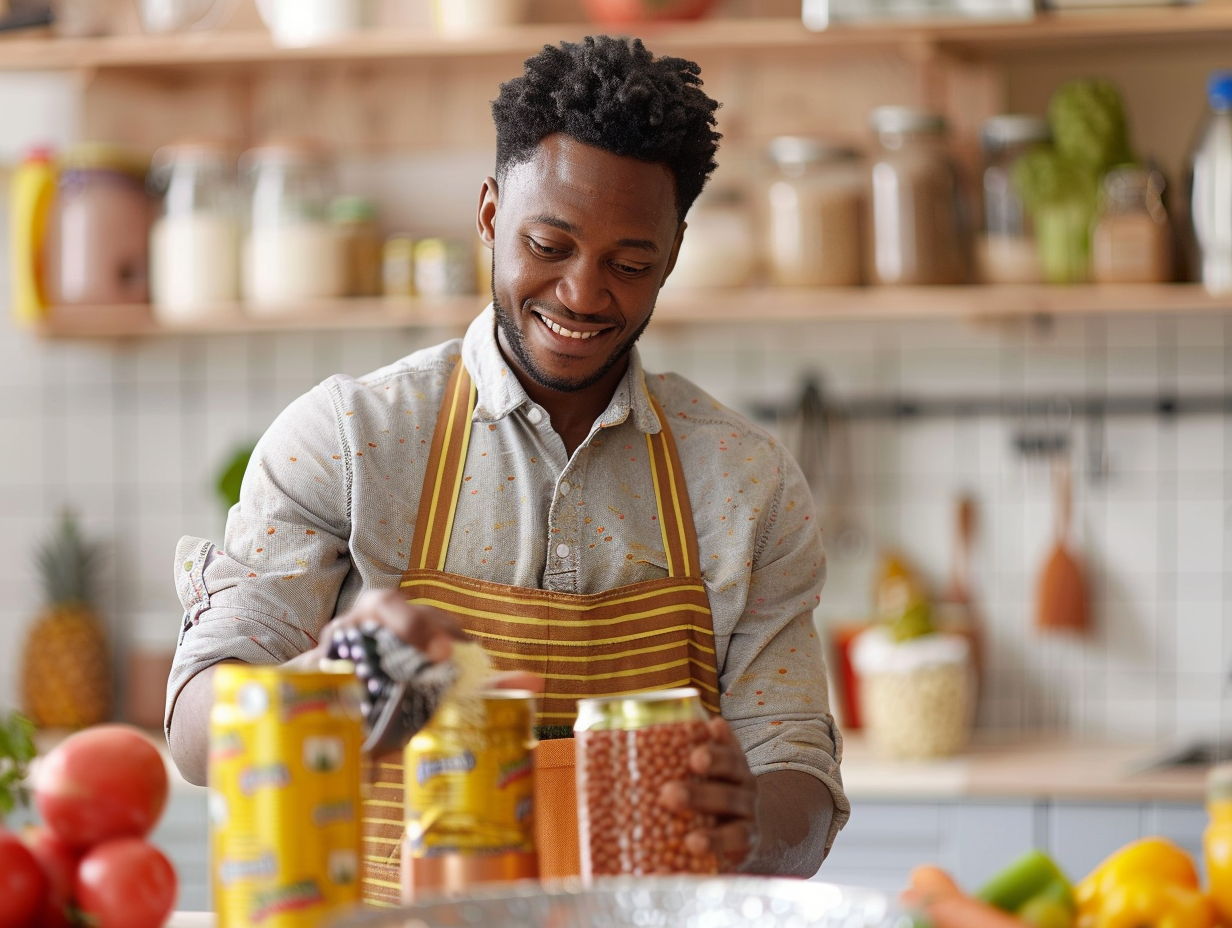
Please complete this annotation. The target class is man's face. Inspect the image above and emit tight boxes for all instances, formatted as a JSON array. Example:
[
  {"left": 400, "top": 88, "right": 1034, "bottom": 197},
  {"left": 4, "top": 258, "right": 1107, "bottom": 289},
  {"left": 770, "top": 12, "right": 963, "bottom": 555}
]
[{"left": 477, "top": 134, "right": 684, "bottom": 396}]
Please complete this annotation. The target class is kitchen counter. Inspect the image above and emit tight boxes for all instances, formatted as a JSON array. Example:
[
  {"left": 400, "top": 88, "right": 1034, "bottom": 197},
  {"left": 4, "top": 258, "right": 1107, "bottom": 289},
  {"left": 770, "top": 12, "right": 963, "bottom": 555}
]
[{"left": 839, "top": 732, "right": 1210, "bottom": 803}]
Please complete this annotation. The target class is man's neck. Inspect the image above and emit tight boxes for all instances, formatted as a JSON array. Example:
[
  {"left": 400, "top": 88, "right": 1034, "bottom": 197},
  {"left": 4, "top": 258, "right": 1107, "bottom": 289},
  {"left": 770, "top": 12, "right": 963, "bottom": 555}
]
[{"left": 515, "top": 359, "right": 629, "bottom": 459}]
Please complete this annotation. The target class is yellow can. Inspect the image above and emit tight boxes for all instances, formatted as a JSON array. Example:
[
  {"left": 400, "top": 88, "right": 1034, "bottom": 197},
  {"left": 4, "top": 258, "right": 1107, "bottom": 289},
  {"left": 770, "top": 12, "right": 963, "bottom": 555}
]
[
  {"left": 401, "top": 690, "right": 537, "bottom": 899},
  {"left": 210, "top": 662, "right": 364, "bottom": 928}
]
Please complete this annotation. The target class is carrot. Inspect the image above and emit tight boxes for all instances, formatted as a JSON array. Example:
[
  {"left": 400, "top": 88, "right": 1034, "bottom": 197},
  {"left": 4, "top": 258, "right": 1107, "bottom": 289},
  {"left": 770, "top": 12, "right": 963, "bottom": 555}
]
[
  {"left": 910, "top": 865, "right": 965, "bottom": 900},
  {"left": 902, "top": 866, "right": 1031, "bottom": 928}
]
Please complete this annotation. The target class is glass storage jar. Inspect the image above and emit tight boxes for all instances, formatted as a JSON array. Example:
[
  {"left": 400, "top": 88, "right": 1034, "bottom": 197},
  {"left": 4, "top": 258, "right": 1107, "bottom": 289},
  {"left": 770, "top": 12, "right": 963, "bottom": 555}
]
[
  {"left": 241, "top": 140, "right": 345, "bottom": 313},
  {"left": 575, "top": 688, "right": 718, "bottom": 882},
  {"left": 48, "top": 143, "right": 153, "bottom": 307},
  {"left": 663, "top": 184, "right": 756, "bottom": 290},
  {"left": 978, "top": 114, "right": 1049, "bottom": 284},
  {"left": 148, "top": 140, "right": 242, "bottom": 321},
  {"left": 330, "top": 196, "right": 383, "bottom": 297},
  {"left": 765, "top": 136, "right": 863, "bottom": 287},
  {"left": 1091, "top": 166, "right": 1173, "bottom": 284},
  {"left": 866, "top": 106, "right": 970, "bottom": 286}
]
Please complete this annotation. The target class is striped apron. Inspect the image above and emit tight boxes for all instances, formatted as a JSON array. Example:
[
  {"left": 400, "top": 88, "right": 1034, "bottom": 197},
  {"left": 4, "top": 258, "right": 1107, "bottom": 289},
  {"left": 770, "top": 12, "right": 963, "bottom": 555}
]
[{"left": 359, "top": 361, "right": 720, "bottom": 905}]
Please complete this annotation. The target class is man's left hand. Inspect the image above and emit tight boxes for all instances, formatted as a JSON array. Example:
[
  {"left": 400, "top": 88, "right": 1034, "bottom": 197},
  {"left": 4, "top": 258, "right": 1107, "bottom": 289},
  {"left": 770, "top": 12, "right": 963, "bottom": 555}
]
[{"left": 659, "top": 716, "right": 760, "bottom": 872}]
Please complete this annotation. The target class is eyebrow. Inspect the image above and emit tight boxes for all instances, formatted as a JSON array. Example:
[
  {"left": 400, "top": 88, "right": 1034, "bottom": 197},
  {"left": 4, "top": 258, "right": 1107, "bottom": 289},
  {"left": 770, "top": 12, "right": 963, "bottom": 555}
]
[{"left": 529, "top": 215, "right": 660, "bottom": 253}]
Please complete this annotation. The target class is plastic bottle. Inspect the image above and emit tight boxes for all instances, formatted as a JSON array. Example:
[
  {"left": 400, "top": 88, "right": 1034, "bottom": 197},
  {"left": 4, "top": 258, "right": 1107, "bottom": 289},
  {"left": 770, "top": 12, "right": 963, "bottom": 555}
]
[
  {"left": 9, "top": 146, "right": 56, "bottom": 325},
  {"left": 1206, "top": 762, "right": 1232, "bottom": 926},
  {"left": 1189, "top": 71, "right": 1232, "bottom": 293}
]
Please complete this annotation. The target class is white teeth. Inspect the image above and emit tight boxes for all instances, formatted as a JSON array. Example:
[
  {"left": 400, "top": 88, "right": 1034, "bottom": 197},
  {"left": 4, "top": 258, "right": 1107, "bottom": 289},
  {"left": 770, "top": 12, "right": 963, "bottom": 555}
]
[{"left": 542, "top": 316, "right": 599, "bottom": 339}]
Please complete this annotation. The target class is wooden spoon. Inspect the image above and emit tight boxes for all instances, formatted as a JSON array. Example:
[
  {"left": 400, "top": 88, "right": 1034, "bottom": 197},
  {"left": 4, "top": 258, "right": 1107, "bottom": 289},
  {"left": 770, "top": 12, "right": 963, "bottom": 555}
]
[{"left": 1035, "top": 458, "right": 1089, "bottom": 633}]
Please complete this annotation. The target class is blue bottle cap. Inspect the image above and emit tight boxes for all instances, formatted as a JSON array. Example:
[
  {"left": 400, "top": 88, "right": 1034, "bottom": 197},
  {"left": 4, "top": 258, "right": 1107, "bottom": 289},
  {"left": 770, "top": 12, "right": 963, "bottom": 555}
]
[{"left": 1209, "top": 71, "right": 1232, "bottom": 109}]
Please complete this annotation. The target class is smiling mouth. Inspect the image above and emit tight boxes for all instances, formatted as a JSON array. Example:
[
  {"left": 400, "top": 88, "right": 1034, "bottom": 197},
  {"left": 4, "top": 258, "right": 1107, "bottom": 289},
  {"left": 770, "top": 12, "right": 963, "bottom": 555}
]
[{"left": 533, "top": 311, "right": 611, "bottom": 340}]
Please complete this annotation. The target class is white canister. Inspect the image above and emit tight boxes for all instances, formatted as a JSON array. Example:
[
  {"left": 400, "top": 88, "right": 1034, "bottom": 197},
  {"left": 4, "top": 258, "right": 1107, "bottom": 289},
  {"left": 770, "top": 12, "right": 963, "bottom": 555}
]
[
  {"left": 149, "top": 140, "right": 243, "bottom": 321},
  {"left": 255, "top": 0, "right": 367, "bottom": 47},
  {"left": 431, "top": 0, "right": 528, "bottom": 33},
  {"left": 240, "top": 141, "right": 345, "bottom": 313}
]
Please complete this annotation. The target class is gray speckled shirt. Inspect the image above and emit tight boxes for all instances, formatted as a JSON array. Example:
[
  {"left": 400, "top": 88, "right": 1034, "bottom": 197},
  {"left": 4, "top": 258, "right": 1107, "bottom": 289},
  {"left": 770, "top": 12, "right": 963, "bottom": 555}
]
[{"left": 168, "top": 306, "right": 849, "bottom": 856}]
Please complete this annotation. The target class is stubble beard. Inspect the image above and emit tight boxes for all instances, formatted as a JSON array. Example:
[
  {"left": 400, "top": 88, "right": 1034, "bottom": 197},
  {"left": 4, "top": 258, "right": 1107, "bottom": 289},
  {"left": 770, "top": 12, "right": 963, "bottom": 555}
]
[{"left": 490, "top": 287, "right": 654, "bottom": 395}]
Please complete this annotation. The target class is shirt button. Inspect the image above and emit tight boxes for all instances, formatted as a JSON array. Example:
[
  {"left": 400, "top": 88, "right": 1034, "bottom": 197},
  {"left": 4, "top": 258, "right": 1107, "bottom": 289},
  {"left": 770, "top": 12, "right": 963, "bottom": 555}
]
[
  {"left": 527, "top": 407, "right": 543, "bottom": 425},
  {"left": 556, "top": 543, "right": 570, "bottom": 559},
  {"left": 559, "top": 481, "right": 571, "bottom": 497}
]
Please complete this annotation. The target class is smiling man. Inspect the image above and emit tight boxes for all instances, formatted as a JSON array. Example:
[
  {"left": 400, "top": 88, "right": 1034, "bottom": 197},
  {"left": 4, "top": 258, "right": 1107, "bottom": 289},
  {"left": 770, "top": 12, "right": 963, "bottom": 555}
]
[{"left": 165, "top": 35, "right": 848, "bottom": 895}]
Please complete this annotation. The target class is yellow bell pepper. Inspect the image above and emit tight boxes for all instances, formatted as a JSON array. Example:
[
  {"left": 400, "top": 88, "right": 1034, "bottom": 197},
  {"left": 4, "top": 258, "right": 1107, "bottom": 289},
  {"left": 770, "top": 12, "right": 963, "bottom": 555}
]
[{"left": 1075, "top": 837, "right": 1215, "bottom": 928}]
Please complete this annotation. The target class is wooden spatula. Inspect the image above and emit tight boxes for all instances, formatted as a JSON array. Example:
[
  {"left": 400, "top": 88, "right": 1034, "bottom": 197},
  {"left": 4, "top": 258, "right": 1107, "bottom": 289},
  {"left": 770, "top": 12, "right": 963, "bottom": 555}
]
[{"left": 1035, "top": 458, "right": 1089, "bottom": 633}]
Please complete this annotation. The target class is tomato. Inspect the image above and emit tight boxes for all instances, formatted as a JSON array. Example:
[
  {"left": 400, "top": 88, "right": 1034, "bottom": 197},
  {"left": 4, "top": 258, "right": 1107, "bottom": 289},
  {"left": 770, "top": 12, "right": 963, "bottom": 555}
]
[
  {"left": 581, "top": 0, "right": 717, "bottom": 25},
  {"left": 23, "top": 826, "right": 83, "bottom": 928},
  {"left": 0, "top": 828, "right": 48, "bottom": 928},
  {"left": 75, "top": 838, "right": 177, "bottom": 928},
  {"left": 34, "top": 724, "right": 169, "bottom": 847}
]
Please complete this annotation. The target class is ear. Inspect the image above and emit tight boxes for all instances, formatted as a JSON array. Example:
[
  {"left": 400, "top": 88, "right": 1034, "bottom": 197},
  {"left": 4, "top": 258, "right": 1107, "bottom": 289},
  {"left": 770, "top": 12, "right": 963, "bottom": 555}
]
[
  {"left": 476, "top": 176, "right": 499, "bottom": 247},
  {"left": 660, "top": 221, "right": 687, "bottom": 285}
]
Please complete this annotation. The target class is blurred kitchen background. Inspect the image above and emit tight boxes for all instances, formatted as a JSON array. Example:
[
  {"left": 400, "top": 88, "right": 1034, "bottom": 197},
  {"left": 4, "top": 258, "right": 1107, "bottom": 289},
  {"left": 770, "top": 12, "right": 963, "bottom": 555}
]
[{"left": 3, "top": 0, "right": 1232, "bottom": 907}]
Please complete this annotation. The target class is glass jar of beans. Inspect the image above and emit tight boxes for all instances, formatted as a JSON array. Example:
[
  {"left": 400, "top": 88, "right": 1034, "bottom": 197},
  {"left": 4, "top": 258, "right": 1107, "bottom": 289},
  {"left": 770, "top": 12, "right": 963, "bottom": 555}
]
[{"left": 574, "top": 689, "right": 719, "bottom": 882}]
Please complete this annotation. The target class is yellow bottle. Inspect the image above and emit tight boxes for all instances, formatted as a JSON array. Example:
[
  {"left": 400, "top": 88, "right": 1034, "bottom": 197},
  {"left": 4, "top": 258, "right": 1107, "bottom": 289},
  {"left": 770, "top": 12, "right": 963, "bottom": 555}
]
[
  {"left": 1205, "top": 762, "right": 1232, "bottom": 926},
  {"left": 9, "top": 147, "right": 56, "bottom": 325}
]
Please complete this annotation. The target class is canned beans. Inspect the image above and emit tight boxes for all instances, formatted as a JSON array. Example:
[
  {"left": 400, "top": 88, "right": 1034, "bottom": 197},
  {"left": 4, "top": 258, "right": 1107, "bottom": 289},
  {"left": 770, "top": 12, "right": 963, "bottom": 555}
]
[{"left": 575, "top": 689, "right": 720, "bottom": 880}]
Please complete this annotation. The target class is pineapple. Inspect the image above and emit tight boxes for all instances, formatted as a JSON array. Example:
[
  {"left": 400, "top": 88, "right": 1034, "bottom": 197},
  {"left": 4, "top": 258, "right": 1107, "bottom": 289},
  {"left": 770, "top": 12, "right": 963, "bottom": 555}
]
[{"left": 20, "top": 510, "right": 113, "bottom": 729}]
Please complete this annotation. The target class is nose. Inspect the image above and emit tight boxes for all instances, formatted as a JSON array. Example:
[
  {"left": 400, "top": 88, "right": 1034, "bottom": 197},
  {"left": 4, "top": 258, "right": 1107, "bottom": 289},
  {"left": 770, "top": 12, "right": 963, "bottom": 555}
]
[{"left": 555, "top": 259, "right": 612, "bottom": 316}]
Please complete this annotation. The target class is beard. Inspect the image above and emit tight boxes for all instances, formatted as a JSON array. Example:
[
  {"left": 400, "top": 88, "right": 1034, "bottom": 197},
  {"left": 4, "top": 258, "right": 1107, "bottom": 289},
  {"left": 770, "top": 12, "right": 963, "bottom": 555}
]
[{"left": 491, "top": 288, "right": 654, "bottom": 395}]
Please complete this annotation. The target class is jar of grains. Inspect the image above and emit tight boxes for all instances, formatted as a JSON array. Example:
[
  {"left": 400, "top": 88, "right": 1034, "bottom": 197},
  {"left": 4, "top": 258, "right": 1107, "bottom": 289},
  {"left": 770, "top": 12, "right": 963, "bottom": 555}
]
[
  {"left": 977, "top": 114, "right": 1050, "bottom": 284},
  {"left": 663, "top": 184, "right": 756, "bottom": 289},
  {"left": 850, "top": 626, "right": 975, "bottom": 760},
  {"left": 1091, "top": 166, "right": 1173, "bottom": 284},
  {"left": 148, "top": 140, "right": 243, "bottom": 321},
  {"left": 240, "top": 140, "right": 345, "bottom": 313},
  {"left": 866, "top": 106, "right": 970, "bottom": 286},
  {"left": 765, "top": 136, "right": 864, "bottom": 287},
  {"left": 574, "top": 688, "right": 719, "bottom": 882}
]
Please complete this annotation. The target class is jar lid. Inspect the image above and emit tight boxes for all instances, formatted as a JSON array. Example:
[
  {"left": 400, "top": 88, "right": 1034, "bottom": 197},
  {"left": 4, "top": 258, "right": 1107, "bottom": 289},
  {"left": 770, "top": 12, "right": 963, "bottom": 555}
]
[
  {"left": 767, "top": 136, "right": 861, "bottom": 166},
  {"left": 153, "top": 138, "right": 238, "bottom": 164},
  {"left": 1208, "top": 70, "right": 1232, "bottom": 110},
  {"left": 59, "top": 141, "right": 150, "bottom": 178},
  {"left": 981, "top": 114, "right": 1050, "bottom": 150},
  {"left": 1102, "top": 165, "right": 1164, "bottom": 196},
  {"left": 329, "top": 195, "right": 378, "bottom": 223},
  {"left": 869, "top": 106, "right": 947, "bottom": 136}
]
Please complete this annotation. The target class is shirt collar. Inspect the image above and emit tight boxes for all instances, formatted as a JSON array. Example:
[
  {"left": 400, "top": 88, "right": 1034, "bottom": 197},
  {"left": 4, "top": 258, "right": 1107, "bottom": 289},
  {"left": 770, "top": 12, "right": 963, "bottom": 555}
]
[{"left": 462, "top": 304, "right": 662, "bottom": 435}]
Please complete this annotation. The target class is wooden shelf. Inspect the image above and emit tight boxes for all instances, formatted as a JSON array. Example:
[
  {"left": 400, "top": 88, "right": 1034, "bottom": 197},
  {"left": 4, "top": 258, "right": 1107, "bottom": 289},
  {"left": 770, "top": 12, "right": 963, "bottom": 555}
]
[
  {"left": 28, "top": 284, "right": 1232, "bottom": 339},
  {"left": 4, "top": 5, "right": 1232, "bottom": 72}
]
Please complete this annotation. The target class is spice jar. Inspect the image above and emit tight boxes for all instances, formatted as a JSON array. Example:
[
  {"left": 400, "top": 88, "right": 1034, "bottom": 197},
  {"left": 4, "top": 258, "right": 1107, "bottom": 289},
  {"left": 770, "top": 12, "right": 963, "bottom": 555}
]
[
  {"left": 978, "top": 115, "right": 1049, "bottom": 284},
  {"left": 765, "top": 136, "right": 863, "bottom": 287},
  {"left": 1091, "top": 166, "right": 1173, "bottom": 284},
  {"left": 48, "top": 142, "right": 153, "bottom": 306},
  {"left": 575, "top": 688, "right": 719, "bottom": 881},
  {"left": 240, "top": 141, "right": 345, "bottom": 313},
  {"left": 148, "top": 140, "right": 242, "bottom": 321},
  {"left": 866, "top": 106, "right": 970, "bottom": 286},
  {"left": 330, "top": 196, "right": 383, "bottom": 297},
  {"left": 664, "top": 184, "right": 756, "bottom": 289},
  {"left": 851, "top": 626, "right": 974, "bottom": 760}
]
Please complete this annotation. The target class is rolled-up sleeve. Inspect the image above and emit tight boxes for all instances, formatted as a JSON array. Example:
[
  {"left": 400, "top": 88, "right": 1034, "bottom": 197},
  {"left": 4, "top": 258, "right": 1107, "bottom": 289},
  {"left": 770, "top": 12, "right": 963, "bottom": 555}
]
[
  {"left": 165, "top": 382, "right": 355, "bottom": 736},
  {"left": 720, "top": 446, "right": 850, "bottom": 860}
]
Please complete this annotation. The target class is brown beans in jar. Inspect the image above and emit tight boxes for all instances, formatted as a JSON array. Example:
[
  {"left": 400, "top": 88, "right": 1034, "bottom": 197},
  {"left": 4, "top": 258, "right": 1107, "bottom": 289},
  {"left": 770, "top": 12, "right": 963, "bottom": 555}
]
[{"left": 575, "top": 689, "right": 719, "bottom": 880}]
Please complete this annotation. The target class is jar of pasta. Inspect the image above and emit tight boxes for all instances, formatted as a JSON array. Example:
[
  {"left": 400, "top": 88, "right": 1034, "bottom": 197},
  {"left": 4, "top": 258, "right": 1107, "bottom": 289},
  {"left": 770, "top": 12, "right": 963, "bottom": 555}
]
[
  {"left": 574, "top": 689, "right": 718, "bottom": 882},
  {"left": 1091, "top": 166, "right": 1173, "bottom": 284}
]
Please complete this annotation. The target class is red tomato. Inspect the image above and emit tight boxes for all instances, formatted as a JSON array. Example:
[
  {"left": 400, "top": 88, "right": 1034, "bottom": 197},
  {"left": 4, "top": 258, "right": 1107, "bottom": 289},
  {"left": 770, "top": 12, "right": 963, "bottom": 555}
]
[
  {"left": 23, "top": 826, "right": 83, "bottom": 928},
  {"left": 75, "top": 838, "right": 177, "bottom": 928},
  {"left": 34, "top": 724, "right": 169, "bottom": 847},
  {"left": 0, "top": 828, "right": 48, "bottom": 928}
]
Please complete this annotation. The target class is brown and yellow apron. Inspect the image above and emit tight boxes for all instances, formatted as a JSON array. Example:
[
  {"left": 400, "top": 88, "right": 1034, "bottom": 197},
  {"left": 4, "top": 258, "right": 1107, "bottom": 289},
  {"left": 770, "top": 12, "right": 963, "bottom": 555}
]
[{"left": 360, "top": 362, "right": 720, "bottom": 905}]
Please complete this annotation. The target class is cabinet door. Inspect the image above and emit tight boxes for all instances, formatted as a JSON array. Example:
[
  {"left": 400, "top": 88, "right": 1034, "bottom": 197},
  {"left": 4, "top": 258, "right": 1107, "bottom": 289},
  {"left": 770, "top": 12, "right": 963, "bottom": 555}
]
[
  {"left": 947, "top": 801, "right": 1040, "bottom": 890},
  {"left": 151, "top": 789, "right": 210, "bottom": 911},
  {"left": 1048, "top": 803, "right": 1144, "bottom": 880},
  {"left": 1146, "top": 803, "right": 1208, "bottom": 881},
  {"left": 816, "top": 801, "right": 945, "bottom": 892}
]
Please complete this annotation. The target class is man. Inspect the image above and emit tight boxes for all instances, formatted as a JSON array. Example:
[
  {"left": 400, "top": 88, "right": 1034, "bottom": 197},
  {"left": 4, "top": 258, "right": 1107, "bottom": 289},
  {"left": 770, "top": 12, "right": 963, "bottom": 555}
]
[{"left": 166, "top": 35, "right": 848, "bottom": 887}]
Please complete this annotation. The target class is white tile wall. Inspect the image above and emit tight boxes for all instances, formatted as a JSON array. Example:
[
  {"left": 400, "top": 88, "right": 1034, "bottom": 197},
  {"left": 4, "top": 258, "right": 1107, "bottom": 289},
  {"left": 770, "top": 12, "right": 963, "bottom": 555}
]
[{"left": 1, "top": 75, "right": 1229, "bottom": 745}]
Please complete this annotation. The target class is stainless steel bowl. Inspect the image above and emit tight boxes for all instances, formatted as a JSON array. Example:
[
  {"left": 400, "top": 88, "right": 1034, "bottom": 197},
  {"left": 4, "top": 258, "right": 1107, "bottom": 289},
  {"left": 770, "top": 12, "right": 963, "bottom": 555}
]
[{"left": 334, "top": 877, "right": 908, "bottom": 928}]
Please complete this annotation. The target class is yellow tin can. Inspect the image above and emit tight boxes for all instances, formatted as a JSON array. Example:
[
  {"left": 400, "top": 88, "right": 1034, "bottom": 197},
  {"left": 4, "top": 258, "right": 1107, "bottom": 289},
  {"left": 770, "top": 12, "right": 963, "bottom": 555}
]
[
  {"left": 210, "top": 662, "right": 364, "bottom": 928},
  {"left": 401, "top": 690, "right": 537, "bottom": 899}
]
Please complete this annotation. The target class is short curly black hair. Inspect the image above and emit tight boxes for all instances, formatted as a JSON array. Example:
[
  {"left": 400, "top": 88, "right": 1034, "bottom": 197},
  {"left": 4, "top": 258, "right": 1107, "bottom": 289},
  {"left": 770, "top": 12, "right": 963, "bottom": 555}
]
[{"left": 491, "top": 35, "right": 721, "bottom": 221}]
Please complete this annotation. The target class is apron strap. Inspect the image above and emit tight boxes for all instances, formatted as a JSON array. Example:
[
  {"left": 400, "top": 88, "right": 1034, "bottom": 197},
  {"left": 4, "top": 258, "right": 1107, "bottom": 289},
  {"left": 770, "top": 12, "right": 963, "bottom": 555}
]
[
  {"left": 408, "top": 361, "right": 476, "bottom": 572},
  {"left": 645, "top": 392, "right": 704, "bottom": 581}
]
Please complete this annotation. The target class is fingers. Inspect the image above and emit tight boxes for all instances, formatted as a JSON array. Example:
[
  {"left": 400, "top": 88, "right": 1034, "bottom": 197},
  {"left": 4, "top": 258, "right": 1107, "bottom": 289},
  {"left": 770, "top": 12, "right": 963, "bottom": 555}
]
[
  {"left": 325, "top": 590, "right": 468, "bottom": 662},
  {"left": 685, "top": 819, "right": 759, "bottom": 872}
]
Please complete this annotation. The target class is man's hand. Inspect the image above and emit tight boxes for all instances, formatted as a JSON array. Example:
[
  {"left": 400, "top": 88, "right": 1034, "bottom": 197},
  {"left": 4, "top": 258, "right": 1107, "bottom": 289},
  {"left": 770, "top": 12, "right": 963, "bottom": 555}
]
[{"left": 659, "top": 717, "right": 761, "bottom": 872}]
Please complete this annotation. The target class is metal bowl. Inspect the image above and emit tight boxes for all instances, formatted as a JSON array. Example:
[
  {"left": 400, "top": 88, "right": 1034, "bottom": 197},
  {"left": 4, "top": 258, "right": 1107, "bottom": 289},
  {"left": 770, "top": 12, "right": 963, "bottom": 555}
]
[{"left": 334, "top": 877, "right": 908, "bottom": 928}]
